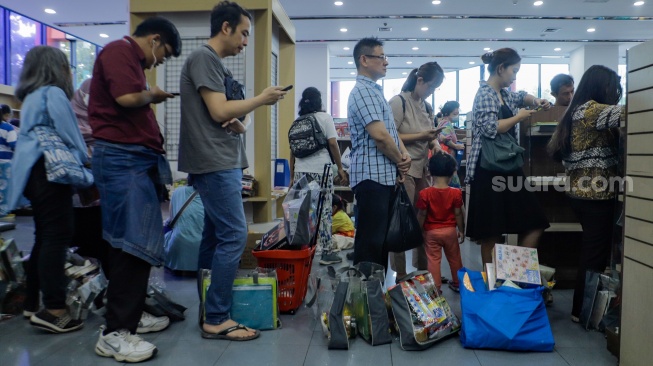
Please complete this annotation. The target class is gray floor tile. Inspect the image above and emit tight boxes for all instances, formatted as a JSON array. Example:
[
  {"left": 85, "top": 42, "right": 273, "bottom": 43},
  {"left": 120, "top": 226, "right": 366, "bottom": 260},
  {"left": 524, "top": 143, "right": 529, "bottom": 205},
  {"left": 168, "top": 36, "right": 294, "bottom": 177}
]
[
  {"left": 474, "top": 349, "right": 570, "bottom": 366},
  {"left": 140, "top": 338, "right": 228, "bottom": 366},
  {"left": 391, "top": 343, "right": 481, "bottom": 366},
  {"left": 556, "top": 347, "right": 618, "bottom": 366},
  {"left": 304, "top": 341, "right": 392, "bottom": 366},
  {"left": 217, "top": 342, "right": 309, "bottom": 366}
]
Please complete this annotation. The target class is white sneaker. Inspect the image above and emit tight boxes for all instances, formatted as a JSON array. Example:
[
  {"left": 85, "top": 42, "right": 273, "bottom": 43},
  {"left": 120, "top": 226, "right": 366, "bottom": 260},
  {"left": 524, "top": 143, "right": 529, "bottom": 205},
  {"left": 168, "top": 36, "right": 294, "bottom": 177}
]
[
  {"left": 95, "top": 327, "right": 158, "bottom": 362},
  {"left": 136, "top": 312, "right": 170, "bottom": 334}
]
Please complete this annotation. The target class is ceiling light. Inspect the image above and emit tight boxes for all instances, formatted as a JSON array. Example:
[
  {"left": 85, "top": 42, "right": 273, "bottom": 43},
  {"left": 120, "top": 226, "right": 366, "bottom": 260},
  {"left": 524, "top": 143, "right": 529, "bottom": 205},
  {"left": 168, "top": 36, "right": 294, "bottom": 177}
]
[
  {"left": 340, "top": 28, "right": 348, "bottom": 32},
  {"left": 634, "top": 1, "right": 645, "bottom": 5},
  {"left": 432, "top": 1, "right": 442, "bottom": 4},
  {"left": 334, "top": 1, "right": 344, "bottom": 5},
  {"left": 554, "top": 47, "right": 561, "bottom": 51},
  {"left": 402, "top": 72, "right": 408, "bottom": 75},
  {"left": 343, "top": 47, "right": 350, "bottom": 50},
  {"left": 412, "top": 47, "right": 419, "bottom": 51},
  {"left": 421, "top": 27, "right": 429, "bottom": 31},
  {"left": 505, "top": 27, "right": 513, "bottom": 32},
  {"left": 350, "top": 72, "right": 356, "bottom": 75},
  {"left": 483, "top": 47, "right": 491, "bottom": 51},
  {"left": 534, "top": 1, "right": 543, "bottom": 5},
  {"left": 469, "top": 61, "right": 475, "bottom": 65},
  {"left": 99, "top": 33, "right": 109, "bottom": 38},
  {"left": 406, "top": 61, "right": 413, "bottom": 65},
  {"left": 587, "top": 28, "right": 596, "bottom": 32},
  {"left": 347, "top": 61, "right": 353, "bottom": 64},
  {"left": 44, "top": 8, "right": 56, "bottom": 14}
]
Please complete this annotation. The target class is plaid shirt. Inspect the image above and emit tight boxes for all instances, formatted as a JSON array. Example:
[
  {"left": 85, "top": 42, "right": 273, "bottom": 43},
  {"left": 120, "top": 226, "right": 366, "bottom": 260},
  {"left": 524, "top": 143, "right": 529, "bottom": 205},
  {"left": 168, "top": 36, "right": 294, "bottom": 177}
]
[
  {"left": 465, "top": 83, "right": 526, "bottom": 183},
  {"left": 348, "top": 75, "right": 400, "bottom": 187}
]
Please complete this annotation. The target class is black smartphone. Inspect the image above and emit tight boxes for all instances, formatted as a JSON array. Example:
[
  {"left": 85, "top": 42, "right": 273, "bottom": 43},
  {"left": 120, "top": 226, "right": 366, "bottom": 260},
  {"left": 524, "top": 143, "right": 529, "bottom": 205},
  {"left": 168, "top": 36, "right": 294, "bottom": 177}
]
[{"left": 281, "top": 85, "right": 293, "bottom": 92}]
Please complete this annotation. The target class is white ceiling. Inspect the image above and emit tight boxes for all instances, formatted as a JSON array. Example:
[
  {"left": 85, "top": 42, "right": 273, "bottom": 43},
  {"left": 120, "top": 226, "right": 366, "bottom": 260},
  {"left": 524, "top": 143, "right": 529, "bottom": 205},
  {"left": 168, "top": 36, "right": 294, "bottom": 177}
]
[{"left": 3, "top": 0, "right": 652, "bottom": 79}]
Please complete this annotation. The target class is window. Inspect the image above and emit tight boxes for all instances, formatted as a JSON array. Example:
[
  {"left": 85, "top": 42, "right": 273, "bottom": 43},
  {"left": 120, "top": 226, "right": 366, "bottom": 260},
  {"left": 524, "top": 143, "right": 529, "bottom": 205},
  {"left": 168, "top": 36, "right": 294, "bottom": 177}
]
[
  {"left": 618, "top": 64, "right": 626, "bottom": 105},
  {"left": 513, "top": 64, "right": 539, "bottom": 99},
  {"left": 434, "top": 70, "right": 457, "bottom": 115},
  {"left": 382, "top": 77, "right": 405, "bottom": 103},
  {"left": 540, "top": 64, "right": 570, "bottom": 104},
  {"left": 0, "top": 10, "right": 5, "bottom": 85},
  {"left": 459, "top": 66, "right": 480, "bottom": 114},
  {"left": 75, "top": 40, "right": 96, "bottom": 87},
  {"left": 46, "top": 27, "right": 70, "bottom": 60},
  {"left": 9, "top": 12, "right": 41, "bottom": 86},
  {"left": 332, "top": 80, "right": 356, "bottom": 118}
]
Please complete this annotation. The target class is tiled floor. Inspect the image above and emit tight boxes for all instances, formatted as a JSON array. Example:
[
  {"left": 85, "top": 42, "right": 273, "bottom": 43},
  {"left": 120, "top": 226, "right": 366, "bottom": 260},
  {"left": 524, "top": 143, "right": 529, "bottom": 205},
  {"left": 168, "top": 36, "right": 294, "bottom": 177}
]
[{"left": 1, "top": 215, "right": 618, "bottom": 366}]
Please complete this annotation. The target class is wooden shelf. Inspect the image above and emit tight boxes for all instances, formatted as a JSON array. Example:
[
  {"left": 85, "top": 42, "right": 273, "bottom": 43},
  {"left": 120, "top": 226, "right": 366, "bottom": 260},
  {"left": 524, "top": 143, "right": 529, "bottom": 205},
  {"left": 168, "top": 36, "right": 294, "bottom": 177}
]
[
  {"left": 546, "top": 222, "right": 583, "bottom": 232},
  {"left": 334, "top": 185, "right": 351, "bottom": 192},
  {"left": 529, "top": 130, "right": 554, "bottom": 137},
  {"left": 242, "top": 196, "right": 268, "bottom": 203}
]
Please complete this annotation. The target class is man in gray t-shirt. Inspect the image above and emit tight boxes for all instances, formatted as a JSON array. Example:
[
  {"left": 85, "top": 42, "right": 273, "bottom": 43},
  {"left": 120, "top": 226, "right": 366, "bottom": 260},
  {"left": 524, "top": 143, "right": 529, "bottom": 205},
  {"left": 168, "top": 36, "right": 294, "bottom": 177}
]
[{"left": 178, "top": 1, "right": 286, "bottom": 342}]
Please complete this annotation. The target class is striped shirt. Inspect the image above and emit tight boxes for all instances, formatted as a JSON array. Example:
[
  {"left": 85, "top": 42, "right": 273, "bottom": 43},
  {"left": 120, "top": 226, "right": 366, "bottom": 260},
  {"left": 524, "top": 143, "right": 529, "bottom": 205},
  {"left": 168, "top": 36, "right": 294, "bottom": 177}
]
[
  {"left": 466, "top": 83, "right": 526, "bottom": 183},
  {"left": 0, "top": 122, "right": 17, "bottom": 160},
  {"left": 347, "top": 75, "right": 400, "bottom": 187}
]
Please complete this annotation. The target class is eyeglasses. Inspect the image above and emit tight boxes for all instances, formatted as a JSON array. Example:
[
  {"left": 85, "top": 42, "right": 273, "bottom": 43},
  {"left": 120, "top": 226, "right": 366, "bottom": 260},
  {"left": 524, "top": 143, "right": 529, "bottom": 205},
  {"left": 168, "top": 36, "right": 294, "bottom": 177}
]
[{"left": 364, "top": 54, "right": 388, "bottom": 61}]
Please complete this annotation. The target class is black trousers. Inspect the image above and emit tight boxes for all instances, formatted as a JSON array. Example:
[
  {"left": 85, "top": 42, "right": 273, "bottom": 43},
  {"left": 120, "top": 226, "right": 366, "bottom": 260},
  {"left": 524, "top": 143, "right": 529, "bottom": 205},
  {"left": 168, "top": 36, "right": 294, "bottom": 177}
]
[
  {"left": 569, "top": 198, "right": 616, "bottom": 317},
  {"left": 24, "top": 158, "right": 74, "bottom": 310},
  {"left": 104, "top": 247, "right": 151, "bottom": 334},
  {"left": 352, "top": 179, "right": 393, "bottom": 271}
]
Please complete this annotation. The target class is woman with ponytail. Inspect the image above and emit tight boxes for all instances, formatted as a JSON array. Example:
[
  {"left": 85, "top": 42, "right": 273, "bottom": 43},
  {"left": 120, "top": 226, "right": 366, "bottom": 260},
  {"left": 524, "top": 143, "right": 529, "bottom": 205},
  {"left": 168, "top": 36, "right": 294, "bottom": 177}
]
[
  {"left": 466, "top": 48, "right": 551, "bottom": 265},
  {"left": 289, "top": 87, "right": 348, "bottom": 265},
  {"left": 547, "top": 65, "right": 623, "bottom": 323},
  {"left": 387, "top": 62, "right": 445, "bottom": 280}
]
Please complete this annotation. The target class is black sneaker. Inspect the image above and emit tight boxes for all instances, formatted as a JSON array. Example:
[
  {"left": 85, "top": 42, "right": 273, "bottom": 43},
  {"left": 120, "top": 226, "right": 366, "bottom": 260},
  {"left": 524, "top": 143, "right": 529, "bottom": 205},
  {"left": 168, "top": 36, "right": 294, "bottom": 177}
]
[
  {"left": 319, "top": 253, "right": 343, "bottom": 265},
  {"left": 30, "top": 309, "right": 84, "bottom": 333},
  {"left": 346, "top": 252, "right": 354, "bottom": 261}
]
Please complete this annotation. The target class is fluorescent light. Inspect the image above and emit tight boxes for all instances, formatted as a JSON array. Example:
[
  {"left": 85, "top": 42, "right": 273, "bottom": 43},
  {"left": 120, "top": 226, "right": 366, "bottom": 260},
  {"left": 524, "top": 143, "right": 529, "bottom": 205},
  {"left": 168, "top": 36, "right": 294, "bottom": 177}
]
[
  {"left": 432, "top": 1, "right": 442, "bottom": 4},
  {"left": 350, "top": 72, "right": 356, "bottom": 75},
  {"left": 44, "top": 8, "right": 56, "bottom": 14},
  {"left": 343, "top": 47, "right": 350, "bottom": 50},
  {"left": 484, "top": 47, "right": 491, "bottom": 51},
  {"left": 334, "top": 1, "right": 344, "bottom": 5},
  {"left": 634, "top": 1, "right": 645, "bottom": 5},
  {"left": 347, "top": 61, "right": 353, "bottom": 64},
  {"left": 421, "top": 27, "right": 429, "bottom": 31},
  {"left": 469, "top": 61, "right": 475, "bottom": 65},
  {"left": 406, "top": 61, "right": 413, "bottom": 65},
  {"left": 99, "top": 33, "right": 109, "bottom": 38},
  {"left": 340, "top": 28, "right": 348, "bottom": 32},
  {"left": 554, "top": 47, "right": 561, "bottom": 51},
  {"left": 412, "top": 47, "right": 419, "bottom": 51},
  {"left": 505, "top": 27, "right": 513, "bottom": 32},
  {"left": 534, "top": 1, "right": 543, "bottom": 5},
  {"left": 587, "top": 28, "right": 596, "bottom": 32}
]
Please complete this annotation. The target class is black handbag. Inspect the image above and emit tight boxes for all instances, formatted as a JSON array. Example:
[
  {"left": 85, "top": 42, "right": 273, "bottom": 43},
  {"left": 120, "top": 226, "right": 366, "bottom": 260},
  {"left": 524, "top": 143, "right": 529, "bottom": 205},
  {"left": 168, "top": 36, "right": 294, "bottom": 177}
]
[
  {"left": 479, "top": 106, "right": 525, "bottom": 173},
  {"left": 385, "top": 184, "right": 424, "bottom": 253}
]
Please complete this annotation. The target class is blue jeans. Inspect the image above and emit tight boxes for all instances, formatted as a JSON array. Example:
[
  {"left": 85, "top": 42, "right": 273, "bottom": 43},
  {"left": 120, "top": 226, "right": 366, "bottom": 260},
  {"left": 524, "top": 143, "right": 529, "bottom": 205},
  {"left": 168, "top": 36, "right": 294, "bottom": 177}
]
[
  {"left": 92, "top": 140, "right": 171, "bottom": 265},
  {"left": 192, "top": 169, "right": 247, "bottom": 326}
]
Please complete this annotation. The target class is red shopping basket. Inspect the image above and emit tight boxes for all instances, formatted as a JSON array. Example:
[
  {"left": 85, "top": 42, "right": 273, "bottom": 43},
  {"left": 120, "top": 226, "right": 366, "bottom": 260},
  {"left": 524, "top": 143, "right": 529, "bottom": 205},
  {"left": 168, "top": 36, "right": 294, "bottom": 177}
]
[{"left": 252, "top": 246, "right": 316, "bottom": 314}]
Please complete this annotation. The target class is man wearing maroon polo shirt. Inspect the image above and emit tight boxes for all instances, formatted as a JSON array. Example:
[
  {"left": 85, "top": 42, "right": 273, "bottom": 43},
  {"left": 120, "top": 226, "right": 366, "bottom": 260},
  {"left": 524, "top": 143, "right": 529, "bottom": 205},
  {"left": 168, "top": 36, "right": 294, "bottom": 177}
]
[{"left": 88, "top": 17, "right": 181, "bottom": 363}]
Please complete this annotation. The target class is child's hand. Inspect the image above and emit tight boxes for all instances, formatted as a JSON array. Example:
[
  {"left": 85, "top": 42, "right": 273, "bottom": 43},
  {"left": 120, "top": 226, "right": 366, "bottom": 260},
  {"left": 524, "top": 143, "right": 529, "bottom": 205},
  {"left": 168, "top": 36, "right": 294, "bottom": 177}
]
[{"left": 458, "top": 230, "right": 465, "bottom": 244}]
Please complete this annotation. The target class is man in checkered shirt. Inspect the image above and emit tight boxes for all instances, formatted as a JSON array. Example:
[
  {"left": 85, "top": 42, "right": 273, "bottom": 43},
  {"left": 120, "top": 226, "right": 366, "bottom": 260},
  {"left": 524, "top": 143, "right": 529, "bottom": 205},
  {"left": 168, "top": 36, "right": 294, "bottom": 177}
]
[{"left": 347, "top": 37, "right": 411, "bottom": 270}]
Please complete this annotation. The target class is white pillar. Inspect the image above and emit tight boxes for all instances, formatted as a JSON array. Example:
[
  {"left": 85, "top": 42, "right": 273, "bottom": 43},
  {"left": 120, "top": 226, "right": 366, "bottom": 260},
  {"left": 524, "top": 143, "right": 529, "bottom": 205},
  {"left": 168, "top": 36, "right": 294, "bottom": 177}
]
[
  {"left": 295, "top": 44, "right": 330, "bottom": 114},
  {"left": 569, "top": 44, "right": 619, "bottom": 81}
]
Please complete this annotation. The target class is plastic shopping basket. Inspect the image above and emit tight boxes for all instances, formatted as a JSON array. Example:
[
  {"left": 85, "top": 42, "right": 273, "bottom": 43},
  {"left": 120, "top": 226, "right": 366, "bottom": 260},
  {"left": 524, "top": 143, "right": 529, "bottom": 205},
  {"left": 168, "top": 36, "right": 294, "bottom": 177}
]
[{"left": 252, "top": 246, "right": 316, "bottom": 314}]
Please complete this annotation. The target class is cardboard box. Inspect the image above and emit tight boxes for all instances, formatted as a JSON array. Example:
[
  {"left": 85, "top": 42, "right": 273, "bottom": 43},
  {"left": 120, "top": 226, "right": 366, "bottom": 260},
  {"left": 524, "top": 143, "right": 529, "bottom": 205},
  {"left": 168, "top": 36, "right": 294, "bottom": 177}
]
[
  {"left": 241, "top": 221, "right": 282, "bottom": 269},
  {"left": 492, "top": 244, "right": 541, "bottom": 286}
]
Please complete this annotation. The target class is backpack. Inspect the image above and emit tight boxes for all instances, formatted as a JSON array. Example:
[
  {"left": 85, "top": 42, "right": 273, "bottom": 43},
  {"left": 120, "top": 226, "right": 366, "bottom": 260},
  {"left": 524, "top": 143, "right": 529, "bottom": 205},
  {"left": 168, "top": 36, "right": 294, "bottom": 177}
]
[{"left": 288, "top": 113, "right": 329, "bottom": 158}]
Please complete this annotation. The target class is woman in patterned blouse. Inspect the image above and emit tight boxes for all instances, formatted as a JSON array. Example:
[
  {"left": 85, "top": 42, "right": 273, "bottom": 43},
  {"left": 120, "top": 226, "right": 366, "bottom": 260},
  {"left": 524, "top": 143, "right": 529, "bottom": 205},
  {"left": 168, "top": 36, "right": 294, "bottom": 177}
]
[{"left": 548, "top": 65, "right": 624, "bottom": 323}]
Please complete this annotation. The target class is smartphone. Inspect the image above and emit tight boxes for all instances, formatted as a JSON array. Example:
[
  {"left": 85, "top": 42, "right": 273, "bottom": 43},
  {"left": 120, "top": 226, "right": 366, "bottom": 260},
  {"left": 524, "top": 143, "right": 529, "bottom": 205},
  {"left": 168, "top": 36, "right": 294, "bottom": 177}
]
[
  {"left": 281, "top": 85, "right": 294, "bottom": 92},
  {"left": 533, "top": 106, "right": 544, "bottom": 112}
]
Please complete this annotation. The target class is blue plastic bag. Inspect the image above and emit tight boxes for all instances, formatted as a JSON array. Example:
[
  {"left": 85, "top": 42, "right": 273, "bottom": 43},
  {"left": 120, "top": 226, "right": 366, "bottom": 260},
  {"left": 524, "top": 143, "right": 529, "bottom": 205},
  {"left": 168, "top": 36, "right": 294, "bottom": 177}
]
[{"left": 458, "top": 268, "right": 554, "bottom": 352}]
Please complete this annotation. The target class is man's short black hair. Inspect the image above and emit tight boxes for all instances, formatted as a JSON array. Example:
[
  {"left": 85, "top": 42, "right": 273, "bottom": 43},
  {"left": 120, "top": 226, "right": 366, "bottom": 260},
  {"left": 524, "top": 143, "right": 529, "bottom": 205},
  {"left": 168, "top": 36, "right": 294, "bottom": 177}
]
[
  {"left": 353, "top": 37, "right": 383, "bottom": 69},
  {"left": 0, "top": 104, "right": 11, "bottom": 116},
  {"left": 428, "top": 151, "right": 458, "bottom": 178},
  {"left": 210, "top": 1, "right": 252, "bottom": 38},
  {"left": 550, "top": 74, "right": 574, "bottom": 95},
  {"left": 133, "top": 16, "right": 182, "bottom": 57}
]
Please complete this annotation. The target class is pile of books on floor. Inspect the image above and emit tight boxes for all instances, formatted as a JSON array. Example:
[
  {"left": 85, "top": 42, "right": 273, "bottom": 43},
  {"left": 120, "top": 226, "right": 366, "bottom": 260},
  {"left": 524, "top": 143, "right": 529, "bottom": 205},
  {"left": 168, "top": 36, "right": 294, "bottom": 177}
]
[
  {"left": 0, "top": 238, "right": 27, "bottom": 320},
  {"left": 484, "top": 244, "right": 542, "bottom": 290},
  {"left": 64, "top": 252, "right": 107, "bottom": 320}
]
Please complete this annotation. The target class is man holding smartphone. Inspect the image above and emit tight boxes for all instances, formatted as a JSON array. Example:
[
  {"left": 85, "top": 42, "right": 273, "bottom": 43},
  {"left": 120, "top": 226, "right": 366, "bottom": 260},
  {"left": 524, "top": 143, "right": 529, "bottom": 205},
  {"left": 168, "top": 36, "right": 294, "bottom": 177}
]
[{"left": 178, "top": 0, "right": 286, "bottom": 341}]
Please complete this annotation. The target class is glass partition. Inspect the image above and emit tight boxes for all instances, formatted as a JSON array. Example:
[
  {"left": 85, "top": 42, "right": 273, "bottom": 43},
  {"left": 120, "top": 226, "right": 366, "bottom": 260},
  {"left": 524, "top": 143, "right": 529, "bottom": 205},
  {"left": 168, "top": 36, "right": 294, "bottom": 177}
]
[
  {"left": 513, "top": 64, "right": 539, "bottom": 100},
  {"left": 459, "top": 66, "right": 481, "bottom": 114},
  {"left": 75, "top": 40, "right": 96, "bottom": 87},
  {"left": 434, "top": 70, "right": 457, "bottom": 114},
  {"left": 0, "top": 11, "right": 5, "bottom": 85}
]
